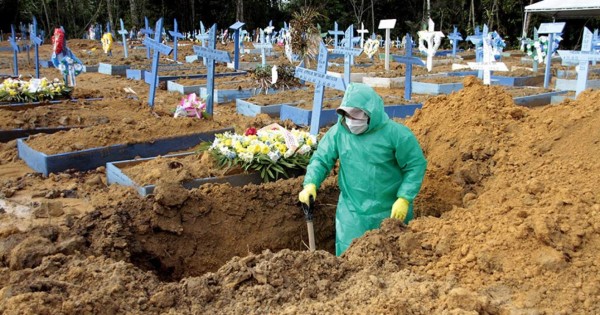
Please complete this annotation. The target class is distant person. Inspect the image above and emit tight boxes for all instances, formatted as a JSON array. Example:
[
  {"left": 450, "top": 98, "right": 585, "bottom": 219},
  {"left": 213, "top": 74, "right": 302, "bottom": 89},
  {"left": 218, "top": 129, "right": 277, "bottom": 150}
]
[{"left": 299, "top": 83, "right": 427, "bottom": 256}]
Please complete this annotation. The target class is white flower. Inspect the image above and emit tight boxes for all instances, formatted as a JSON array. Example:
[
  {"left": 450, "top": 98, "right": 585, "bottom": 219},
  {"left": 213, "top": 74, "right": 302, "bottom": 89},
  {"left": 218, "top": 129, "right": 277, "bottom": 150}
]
[
  {"left": 239, "top": 151, "right": 254, "bottom": 162},
  {"left": 267, "top": 151, "right": 280, "bottom": 162},
  {"left": 297, "top": 144, "right": 312, "bottom": 155}
]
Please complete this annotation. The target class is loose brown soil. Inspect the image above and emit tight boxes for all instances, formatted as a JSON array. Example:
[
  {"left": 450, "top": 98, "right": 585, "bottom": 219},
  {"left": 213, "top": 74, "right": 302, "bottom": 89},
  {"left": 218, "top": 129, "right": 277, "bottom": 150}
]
[{"left": 1, "top": 40, "right": 600, "bottom": 314}]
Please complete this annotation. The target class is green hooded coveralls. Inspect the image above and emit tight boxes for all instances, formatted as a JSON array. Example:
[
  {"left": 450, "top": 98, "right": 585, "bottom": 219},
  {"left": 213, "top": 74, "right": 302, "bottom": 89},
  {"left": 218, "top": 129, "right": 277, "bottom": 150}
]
[{"left": 303, "top": 83, "right": 427, "bottom": 256}]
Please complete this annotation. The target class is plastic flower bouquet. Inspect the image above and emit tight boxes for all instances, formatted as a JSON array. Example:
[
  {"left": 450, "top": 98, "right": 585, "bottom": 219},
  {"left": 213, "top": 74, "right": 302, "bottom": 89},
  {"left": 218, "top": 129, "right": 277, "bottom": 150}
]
[
  {"left": 525, "top": 35, "right": 561, "bottom": 64},
  {"left": 173, "top": 93, "right": 208, "bottom": 119},
  {"left": 0, "top": 77, "right": 72, "bottom": 103},
  {"left": 208, "top": 123, "right": 318, "bottom": 182}
]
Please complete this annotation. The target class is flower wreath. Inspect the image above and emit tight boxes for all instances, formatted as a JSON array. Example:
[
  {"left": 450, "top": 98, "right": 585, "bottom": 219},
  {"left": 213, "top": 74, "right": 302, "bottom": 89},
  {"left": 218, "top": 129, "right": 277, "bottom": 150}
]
[
  {"left": 58, "top": 57, "right": 83, "bottom": 77},
  {"left": 363, "top": 39, "right": 379, "bottom": 58},
  {"left": 525, "top": 36, "right": 561, "bottom": 64}
]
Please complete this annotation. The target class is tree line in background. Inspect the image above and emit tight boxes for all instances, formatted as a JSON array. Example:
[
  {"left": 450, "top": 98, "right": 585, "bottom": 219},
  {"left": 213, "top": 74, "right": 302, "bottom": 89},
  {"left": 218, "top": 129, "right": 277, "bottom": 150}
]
[{"left": 2, "top": 0, "right": 599, "bottom": 48}]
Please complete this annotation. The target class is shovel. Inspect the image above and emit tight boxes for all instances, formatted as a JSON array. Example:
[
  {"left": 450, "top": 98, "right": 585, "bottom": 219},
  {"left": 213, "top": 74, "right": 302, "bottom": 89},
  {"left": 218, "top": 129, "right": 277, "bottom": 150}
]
[{"left": 301, "top": 196, "right": 316, "bottom": 252}]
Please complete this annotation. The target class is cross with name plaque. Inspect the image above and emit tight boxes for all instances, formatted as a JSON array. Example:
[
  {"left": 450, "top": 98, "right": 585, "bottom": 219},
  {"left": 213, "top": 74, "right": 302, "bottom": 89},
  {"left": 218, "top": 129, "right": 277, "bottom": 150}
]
[
  {"left": 143, "top": 18, "right": 174, "bottom": 108},
  {"left": 193, "top": 24, "right": 232, "bottom": 115},
  {"left": 294, "top": 42, "right": 346, "bottom": 135}
]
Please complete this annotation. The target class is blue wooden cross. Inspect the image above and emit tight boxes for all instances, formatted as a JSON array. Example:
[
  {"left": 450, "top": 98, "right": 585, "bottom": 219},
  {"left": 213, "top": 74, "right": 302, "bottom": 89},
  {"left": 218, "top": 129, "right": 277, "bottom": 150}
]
[
  {"left": 141, "top": 17, "right": 155, "bottom": 59},
  {"left": 169, "top": 19, "right": 185, "bottom": 61},
  {"left": 538, "top": 22, "right": 565, "bottom": 89},
  {"left": 195, "top": 21, "right": 209, "bottom": 65},
  {"left": 9, "top": 25, "right": 20, "bottom": 77},
  {"left": 193, "top": 24, "right": 232, "bottom": 115},
  {"left": 294, "top": 42, "right": 346, "bottom": 135},
  {"left": 19, "top": 23, "right": 31, "bottom": 61},
  {"left": 328, "top": 22, "right": 344, "bottom": 48},
  {"left": 106, "top": 22, "right": 111, "bottom": 34},
  {"left": 467, "top": 25, "right": 486, "bottom": 79},
  {"left": 143, "top": 18, "right": 173, "bottom": 108},
  {"left": 332, "top": 25, "right": 362, "bottom": 85},
  {"left": 448, "top": 26, "right": 463, "bottom": 57},
  {"left": 31, "top": 17, "right": 43, "bottom": 79},
  {"left": 229, "top": 21, "right": 245, "bottom": 70},
  {"left": 118, "top": 18, "right": 129, "bottom": 58},
  {"left": 466, "top": 25, "right": 483, "bottom": 61},
  {"left": 392, "top": 34, "right": 425, "bottom": 100},
  {"left": 253, "top": 29, "right": 272, "bottom": 66}
]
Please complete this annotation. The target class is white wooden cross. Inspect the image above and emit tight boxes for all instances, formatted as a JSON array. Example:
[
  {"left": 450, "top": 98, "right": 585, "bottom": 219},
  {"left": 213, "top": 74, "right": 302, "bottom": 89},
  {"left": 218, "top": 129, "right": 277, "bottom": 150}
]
[
  {"left": 418, "top": 18, "right": 445, "bottom": 72},
  {"left": 358, "top": 22, "right": 369, "bottom": 48},
  {"left": 467, "top": 26, "right": 508, "bottom": 85}
]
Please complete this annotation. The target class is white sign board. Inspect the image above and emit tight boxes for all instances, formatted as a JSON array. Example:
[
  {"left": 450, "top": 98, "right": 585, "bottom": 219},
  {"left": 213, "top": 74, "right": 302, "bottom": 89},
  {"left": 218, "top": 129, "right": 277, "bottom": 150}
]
[
  {"left": 538, "top": 22, "right": 566, "bottom": 34},
  {"left": 467, "top": 62, "right": 508, "bottom": 71},
  {"left": 378, "top": 19, "right": 396, "bottom": 29}
]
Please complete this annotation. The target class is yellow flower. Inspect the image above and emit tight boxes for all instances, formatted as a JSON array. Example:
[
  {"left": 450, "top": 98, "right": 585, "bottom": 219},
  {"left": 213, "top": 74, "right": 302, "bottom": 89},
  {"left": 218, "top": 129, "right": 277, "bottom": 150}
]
[
  {"left": 248, "top": 144, "right": 260, "bottom": 154},
  {"left": 9, "top": 90, "right": 17, "bottom": 96},
  {"left": 306, "top": 137, "right": 313, "bottom": 146},
  {"left": 224, "top": 139, "right": 232, "bottom": 146},
  {"left": 260, "top": 144, "right": 270, "bottom": 155},
  {"left": 277, "top": 144, "right": 287, "bottom": 154}
]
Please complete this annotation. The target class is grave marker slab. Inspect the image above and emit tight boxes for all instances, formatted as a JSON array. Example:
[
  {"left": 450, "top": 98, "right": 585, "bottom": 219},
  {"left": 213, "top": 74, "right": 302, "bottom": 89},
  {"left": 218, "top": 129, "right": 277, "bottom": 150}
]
[
  {"left": 193, "top": 24, "right": 232, "bottom": 115},
  {"left": 143, "top": 18, "right": 174, "bottom": 108},
  {"left": 118, "top": 18, "right": 129, "bottom": 58},
  {"left": 392, "top": 34, "right": 425, "bottom": 100},
  {"left": 294, "top": 42, "right": 346, "bottom": 134},
  {"left": 378, "top": 19, "right": 397, "bottom": 71}
]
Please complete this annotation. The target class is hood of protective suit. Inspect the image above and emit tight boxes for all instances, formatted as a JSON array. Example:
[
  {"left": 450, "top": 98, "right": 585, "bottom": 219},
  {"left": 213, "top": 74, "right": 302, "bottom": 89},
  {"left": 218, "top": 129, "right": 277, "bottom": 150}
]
[{"left": 337, "top": 82, "right": 389, "bottom": 133}]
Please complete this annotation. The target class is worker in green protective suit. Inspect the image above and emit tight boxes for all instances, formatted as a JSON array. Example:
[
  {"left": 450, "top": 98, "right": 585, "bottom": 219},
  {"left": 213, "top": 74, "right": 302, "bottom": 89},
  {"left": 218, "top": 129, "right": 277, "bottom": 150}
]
[{"left": 299, "top": 83, "right": 427, "bottom": 256}]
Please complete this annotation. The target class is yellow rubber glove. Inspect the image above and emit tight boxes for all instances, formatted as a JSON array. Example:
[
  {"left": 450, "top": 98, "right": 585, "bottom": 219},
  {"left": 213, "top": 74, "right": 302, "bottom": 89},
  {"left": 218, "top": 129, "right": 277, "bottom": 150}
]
[
  {"left": 391, "top": 197, "right": 409, "bottom": 221},
  {"left": 299, "top": 184, "right": 317, "bottom": 206}
]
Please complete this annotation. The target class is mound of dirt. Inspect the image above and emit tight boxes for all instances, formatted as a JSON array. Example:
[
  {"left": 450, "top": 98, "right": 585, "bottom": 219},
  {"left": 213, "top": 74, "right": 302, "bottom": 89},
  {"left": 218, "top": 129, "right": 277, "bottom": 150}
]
[{"left": 2, "top": 56, "right": 600, "bottom": 314}]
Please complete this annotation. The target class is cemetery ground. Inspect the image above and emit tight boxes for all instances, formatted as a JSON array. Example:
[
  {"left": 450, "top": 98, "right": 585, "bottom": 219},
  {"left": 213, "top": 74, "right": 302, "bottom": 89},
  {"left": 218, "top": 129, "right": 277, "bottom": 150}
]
[{"left": 0, "top": 38, "right": 600, "bottom": 314}]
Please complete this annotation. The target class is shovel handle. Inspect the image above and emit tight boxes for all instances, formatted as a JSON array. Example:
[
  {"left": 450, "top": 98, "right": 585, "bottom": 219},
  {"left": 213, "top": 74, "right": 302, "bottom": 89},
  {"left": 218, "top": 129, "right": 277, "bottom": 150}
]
[{"left": 301, "top": 196, "right": 314, "bottom": 221}]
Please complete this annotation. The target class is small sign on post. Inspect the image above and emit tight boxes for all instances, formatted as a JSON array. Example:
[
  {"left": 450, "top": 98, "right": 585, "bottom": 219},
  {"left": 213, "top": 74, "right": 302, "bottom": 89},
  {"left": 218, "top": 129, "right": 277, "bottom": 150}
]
[
  {"left": 378, "top": 19, "right": 396, "bottom": 71},
  {"left": 328, "top": 21, "right": 344, "bottom": 48},
  {"left": 141, "top": 17, "right": 155, "bottom": 59},
  {"left": 118, "top": 19, "right": 129, "bottom": 59},
  {"left": 392, "top": 34, "right": 425, "bottom": 100},
  {"left": 169, "top": 19, "right": 185, "bottom": 61},
  {"left": 448, "top": 26, "right": 463, "bottom": 58},
  {"left": 229, "top": 21, "right": 246, "bottom": 70},
  {"left": 31, "top": 17, "right": 43, "bottom": 79},
  {"left": 143, "top": 18, "right": 174, "bottom": 108},
  {"left": 294, "top": 42, "right": 346, "bottom": 135},
  {"left": 538, "top": 22, "right": 565, "bottom": 89},
  {"left": 9, "top": 25, "right": 20, "bottom": 77},
  {"left": 193, "top": 24, "right": 232, "bottom": 115}
]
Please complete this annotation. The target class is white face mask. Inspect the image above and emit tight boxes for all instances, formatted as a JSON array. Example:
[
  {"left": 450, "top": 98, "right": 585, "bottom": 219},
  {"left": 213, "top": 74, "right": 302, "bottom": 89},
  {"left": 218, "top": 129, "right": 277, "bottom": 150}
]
[{"left": 345, "top": 116, "right": 369, "bottom": 134}]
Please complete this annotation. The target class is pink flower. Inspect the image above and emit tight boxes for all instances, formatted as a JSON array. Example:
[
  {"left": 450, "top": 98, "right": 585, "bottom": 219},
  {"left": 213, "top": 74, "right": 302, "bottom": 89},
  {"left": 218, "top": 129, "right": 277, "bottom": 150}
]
[{"left": 244, "top": 127, "right": 257, "bottom": 136}]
